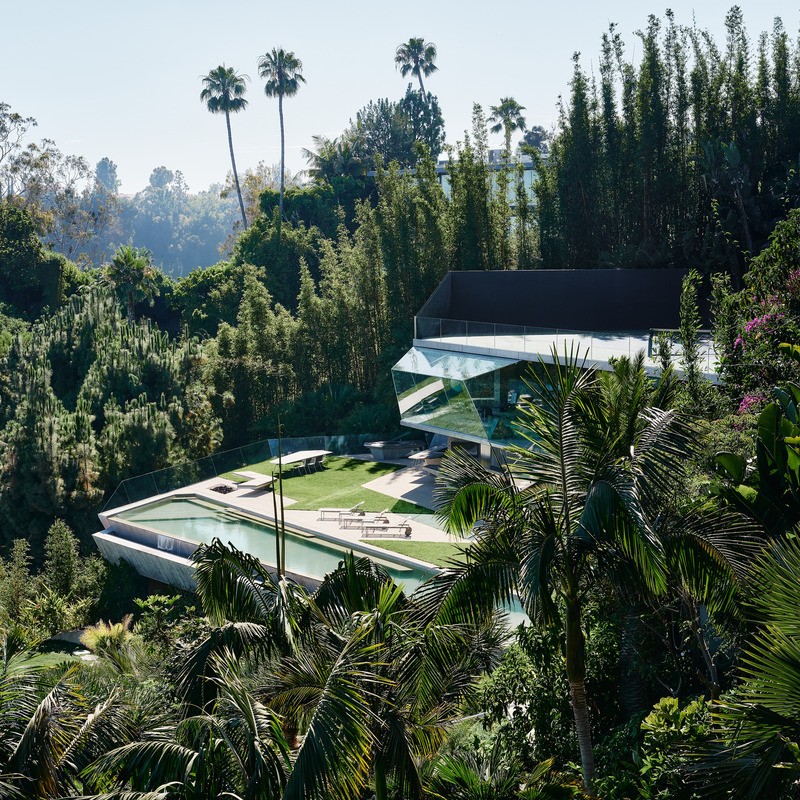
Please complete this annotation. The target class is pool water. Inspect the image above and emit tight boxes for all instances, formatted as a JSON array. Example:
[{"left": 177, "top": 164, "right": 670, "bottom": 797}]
[{"left": 113, "top": 497, "right": 437, "bottom": 594}]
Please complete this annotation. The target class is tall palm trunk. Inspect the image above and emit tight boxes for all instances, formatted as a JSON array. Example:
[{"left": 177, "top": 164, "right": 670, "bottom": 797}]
[
  {"left": 619, "top": 610, "right": 649, "bottom": 719},
  {"left": 566, "top": 595, "right": 594, "bottom": 790},
  {"left": 225, "top": 110, "right": 247, "bottom": 230},
  {"left": 126, "top": 289, "right": 136, "bottom": 325},
  {"left": 278, "top": 91, "right": 286, "bottom": 232},
  {"left": 374, "top": 760, "right": 388, "bottom": 800},
  {"left": 570, "top": 679, "right": 594, "bottom": 790},
  {"left": 416, "top": 72, "right": 426, "bottom": 97}
]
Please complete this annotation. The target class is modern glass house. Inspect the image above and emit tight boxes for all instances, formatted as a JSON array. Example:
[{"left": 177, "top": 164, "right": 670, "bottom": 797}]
[{"left": 392, "top": 269, "right": 716, "bottom": 462}]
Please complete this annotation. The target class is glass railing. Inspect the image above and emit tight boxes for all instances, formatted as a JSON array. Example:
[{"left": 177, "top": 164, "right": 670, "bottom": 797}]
[
  {"left": 102, "top": 432, "right": 394, "bottom": 512},
  {"left": 414, "top": 316, "right": 717, "bottom": 375}
]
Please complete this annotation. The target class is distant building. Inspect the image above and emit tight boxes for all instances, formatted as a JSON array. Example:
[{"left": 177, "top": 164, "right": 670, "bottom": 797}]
[
  {"left": 435, "top": 152, "right": 537, "bottom": 205},
  {"left": 368, "top": 152, "right": 539, "bottom": 206},
  {"left": 392, "top": 269, "right": 716, "bottom": 466}
]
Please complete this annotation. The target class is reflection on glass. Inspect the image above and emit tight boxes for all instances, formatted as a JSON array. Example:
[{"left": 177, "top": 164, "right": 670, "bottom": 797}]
[{"left": 393, "top": 347, "right": 553, "bottom": 445}]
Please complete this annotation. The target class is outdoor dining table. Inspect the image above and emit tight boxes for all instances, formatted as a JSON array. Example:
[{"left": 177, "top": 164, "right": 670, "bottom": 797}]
[{"left": 269, "top": 449, "right": 332, "bottom": 472}]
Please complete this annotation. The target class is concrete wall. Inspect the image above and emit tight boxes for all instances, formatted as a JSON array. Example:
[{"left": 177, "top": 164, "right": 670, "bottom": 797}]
[
  {"left": 93, "top": 530, "right": 324, "bottom": 594},
  {"left": 93, "top": 531, "right": 198, "bottom": 591}
]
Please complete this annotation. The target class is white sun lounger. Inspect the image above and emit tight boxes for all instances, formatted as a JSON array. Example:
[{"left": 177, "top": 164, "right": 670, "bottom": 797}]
[
  {"left": 339, "top": 509, "right": 391, "bottom": 529},
  {"left": 361, "top": 519, "right": 412, "bottom": 538},
  {"left": 318, "top": 502, "right": 364, "bottom": 521}
]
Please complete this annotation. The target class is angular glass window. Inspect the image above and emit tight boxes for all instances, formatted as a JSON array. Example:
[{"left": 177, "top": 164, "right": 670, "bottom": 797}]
[{"left": 393, "top": 347, "right": 523, "bottom": 442}]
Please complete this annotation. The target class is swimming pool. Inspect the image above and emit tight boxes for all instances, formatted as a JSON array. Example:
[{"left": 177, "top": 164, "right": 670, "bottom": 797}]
[{"left": 111, "top": 496, "right": 438, "bottom": 594}]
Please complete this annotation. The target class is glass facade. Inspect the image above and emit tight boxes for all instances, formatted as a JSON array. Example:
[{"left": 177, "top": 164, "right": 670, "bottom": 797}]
[{"left": 392, "top": 347, "right": 545, "bottom": 446}]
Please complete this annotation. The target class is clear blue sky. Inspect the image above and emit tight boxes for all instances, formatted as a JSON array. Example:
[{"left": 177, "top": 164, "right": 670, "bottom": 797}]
[{"left": 3, "top": 1, "right": 794, "bottom": 193}]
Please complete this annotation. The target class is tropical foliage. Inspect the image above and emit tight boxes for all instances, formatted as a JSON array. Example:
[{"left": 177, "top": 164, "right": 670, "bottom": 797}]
[
  {"left": 5, "top": 9, "right": 800, "bottom": 799},
  {"left": 427, "top": 351, "right": 755, "bottom": 790}
]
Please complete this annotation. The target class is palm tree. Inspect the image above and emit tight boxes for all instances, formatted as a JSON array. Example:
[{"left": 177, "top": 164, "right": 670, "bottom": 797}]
[
  {"left": 0, "top": 641, "right": 136, "bottom": 799},
  {"left": 176, "top": 542, "right": 502, "bottom": 800},
  {"left": 697, "top": 536, "right": 800, "bottom": 798},
  {"left": 423, "top": 350, "right": 738, "bottom": 791},
  {"left": 276, "top": 554, "right": 504, "bottom": 800},
  {"left": 302, "top": 134, "right": 365, "bottom": 183},
  {"left": 86, "top": 651, "right": 291, "bottom": 800},
  {"left": 105, "top": 245, "right": 158, "bottom": 325},
  {"left": 489, "top": 97, "right": 527, "bottom": 155},
  {"left": 394, "top": 38, "right": 438, "bottom": 97},
  {"left": 257, "top": 48, "right": 305, "bottom": 225},
  {"left": 200, "top": 65, "right": 249, "bottom": 230}
]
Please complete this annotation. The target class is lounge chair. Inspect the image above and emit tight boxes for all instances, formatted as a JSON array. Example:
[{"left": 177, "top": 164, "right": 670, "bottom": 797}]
[
  {"left": 339, "top": 514, "right": 370, "bottom": 529},
  {"left": 339, "top": 509, "right": 391, "bottom": 529},
  {"left": 318, "top": 502, "right": 364, "bottom": 521},
  {"left": 372, "top": 509, "right": 391, "bottom": 524},
  {"left": 361, "top": 519, "right": 412, "bottom": 538}
]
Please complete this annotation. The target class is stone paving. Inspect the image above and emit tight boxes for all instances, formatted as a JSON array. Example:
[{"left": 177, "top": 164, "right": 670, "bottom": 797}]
[{"left": 361, "top": 465, "right": 438, "bottom": 511}]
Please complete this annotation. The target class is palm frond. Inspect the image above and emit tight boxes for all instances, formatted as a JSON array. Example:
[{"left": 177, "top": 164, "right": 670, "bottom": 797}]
[
  {"left": 435, "top": 447, "right": 518, "bottom": 533},
  {"left": 312, "top": 552, "right": 396, "bottom": 627},
  {"left": 695, "top": 536, "right": 800, "bottom": 796},
  {"left": 9, "top": 666, "right": 82, "bottom": 791},
  {"left": 376, "top": 708, "right": 425, "bottom": 800},
  {"left": 174, "top": 621, "right": 275, "bottom": 712},
  {"left": 412, "top": 542, "right": 519, "bottom": 628},
  {"left": 192, "top": 538, "right": 281, "bottom": 625},
  {"left": 83, "top": 735, "right": 199, "bottom": 792},
  {"left": 279, "top": 626, "right": 384, "bottom": 800},
  {"left": 205, "top": 649, "right": 290, "bottom": 798},
  {"left": 663, "top": 506, "right": 763, "bottom": 616},
  {"left": 58, "top": 688, "right": 138, "bottom": 790},
  {"left": 631, "top": 406, "right": 699, "bottom": 509}
]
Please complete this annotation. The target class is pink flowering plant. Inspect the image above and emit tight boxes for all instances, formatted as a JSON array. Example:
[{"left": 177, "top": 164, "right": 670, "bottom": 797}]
[
  {"left": 737, "top": 394, "right": 767, "bottom": 415},
  {"left": 732, "top": 303, "right": 785, "bottom": 352},
  {"left": 786, "top": 268, "right": 800, "bottom": 305},
  {"left": 726, "top": 296, "right": 799, "bottom": 395},
  {"left": 716, "top": 212, "right": 800, "bottom": 402}
]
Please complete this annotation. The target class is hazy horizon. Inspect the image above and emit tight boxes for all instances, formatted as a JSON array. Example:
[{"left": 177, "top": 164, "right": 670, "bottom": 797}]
[{"left": 4, "top": 0, "right": 795, "bottom": 194}]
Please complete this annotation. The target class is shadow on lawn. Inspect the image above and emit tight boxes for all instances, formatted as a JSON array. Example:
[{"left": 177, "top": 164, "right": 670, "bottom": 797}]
[{"left": 330, "top": 458, "right": 400, "bottom": 475}]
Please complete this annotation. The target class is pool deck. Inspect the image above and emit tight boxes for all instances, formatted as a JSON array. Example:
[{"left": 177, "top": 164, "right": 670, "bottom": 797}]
[
  {"left": 187, "top": 475, "right": 453, "bottom": 544},
  {"left": 97, "top": 459, "right": 529, "bottom": 623},
  {"left": 101, "top": 465, "right": 456, "bottom": 559}
]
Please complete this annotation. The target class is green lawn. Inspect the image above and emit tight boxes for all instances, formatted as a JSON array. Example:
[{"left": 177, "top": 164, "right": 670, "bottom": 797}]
[
  {"left": 366, "top": 540, "right": 468, "bottom": 567},
  {"left": 23, "top": 647, "right": 82, "bottom": 669},
  {"left": 225, "top": 456, "right": 430, "bottom": 515}
]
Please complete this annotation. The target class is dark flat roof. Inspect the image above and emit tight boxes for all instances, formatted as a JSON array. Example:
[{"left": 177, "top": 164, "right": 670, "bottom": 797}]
[{"left": 416, "top": 269, "right": 709, "bottom": 331}]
